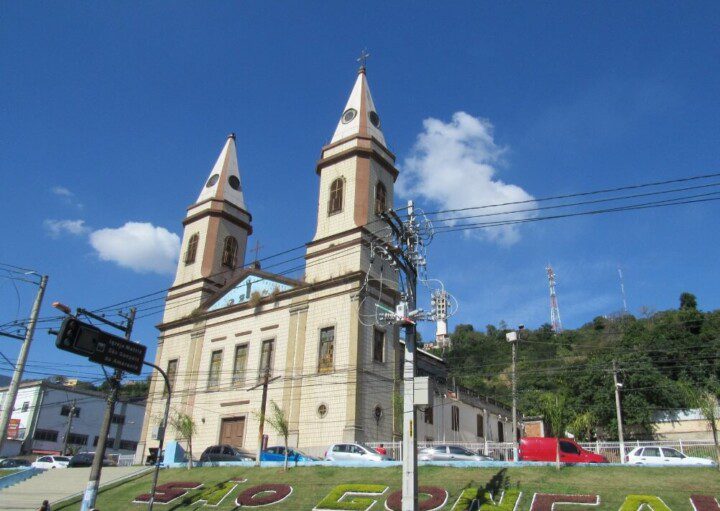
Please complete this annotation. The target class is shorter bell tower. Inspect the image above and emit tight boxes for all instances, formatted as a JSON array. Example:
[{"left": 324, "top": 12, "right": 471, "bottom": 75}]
[{"left": 165, "top": 134, "right": 252, "bottom": 323}]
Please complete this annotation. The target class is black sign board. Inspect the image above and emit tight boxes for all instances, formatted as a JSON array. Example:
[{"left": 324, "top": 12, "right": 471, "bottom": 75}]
[{"left": 56, "top": 317, "right": 147, "bottom": 375}]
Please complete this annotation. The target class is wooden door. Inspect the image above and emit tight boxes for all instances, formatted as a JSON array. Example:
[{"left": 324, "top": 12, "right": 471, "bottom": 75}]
[{"left": 220, "top": 417, "right": 245, "bottom": 447}]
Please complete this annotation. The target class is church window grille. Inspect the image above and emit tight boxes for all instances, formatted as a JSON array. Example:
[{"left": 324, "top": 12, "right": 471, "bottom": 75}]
[
  {"left": 375, "top": 182, "right": 387, "bottom": 215},
  {"left": 373, "top": 328, "right": 384, "bottom": 363},
  {"left": 222, "top": 236, "right": 238, "bottom": 268},
  {"left": 184, "top": 234, "right": 199, "bottom": 265},
  {"left": 258, "top": 339, "right": 275, "bottom": 380},
  {"left": 318, "top": 327, "right": 335, "bottom": 374},
  {"left": 207, "top": 350, "right": 222, "bottom": 389},
  {"left": 232, "top": 344, "right": 248, "bottom": 385},
  {"left": 451, "top": 405, "right": 460, "bottom": 431},
  {"left": 164, "top": 359, "right": 177, "bottom": 396},
  {"left": 328, "top": 178, "right": 344, "bottom": 215},
  {"left": 477, "top": 414, "right": 484, "bottom": 437}
]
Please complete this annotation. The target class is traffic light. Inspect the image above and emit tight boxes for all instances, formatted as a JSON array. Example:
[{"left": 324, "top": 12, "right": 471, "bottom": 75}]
[{"left": 55, "top": 317, "right": 100, "bottom": 356}]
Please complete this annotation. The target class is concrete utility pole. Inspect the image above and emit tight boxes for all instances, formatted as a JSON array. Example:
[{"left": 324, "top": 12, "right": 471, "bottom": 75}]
[
  {"left": 612, "top": 360, "right": 626, "bottom": 464},
  {"left": 61, "top": 399, "right": 78, "bottom": 455},
  {"left": 144, "top": 361, "right": 172, "bottom": 511},
  {"left": 0, "top": 274, "right": 48, "bottom": 454},
  {"left": 505, "top": 325, "right": 523, "bottom": 462},
  {"left": 80, "top": 307, "right": 135, "bottom": 511},
  {"left": 248, "top": 368, "right": 279, "bottom": 467}
]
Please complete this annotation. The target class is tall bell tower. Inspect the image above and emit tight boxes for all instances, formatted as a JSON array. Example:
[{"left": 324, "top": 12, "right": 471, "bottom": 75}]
[
  {"left": 305, "top": 65, "right": 399, "bottom": 283},
  {"left": 164, "top": 134, "right": 253, "bottom": 322}
]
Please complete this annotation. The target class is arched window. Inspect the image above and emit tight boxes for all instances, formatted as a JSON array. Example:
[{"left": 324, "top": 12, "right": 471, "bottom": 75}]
[
  {"left": 221, "top": 236, "right": 238, "bottom": 268},
  {"left": 375, "top": 182, "right": 387, "bottom": 215},
  {"left": 328, "top": 178, "right": 344, "bottom": 215},
  {"left": 184, "top": 233, "right": 199, "bottom": 265}
]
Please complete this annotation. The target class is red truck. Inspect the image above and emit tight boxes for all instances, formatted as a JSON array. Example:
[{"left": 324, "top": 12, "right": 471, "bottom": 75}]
[{"left": 519, "top": 437, "right": 608, "bottom": 463}]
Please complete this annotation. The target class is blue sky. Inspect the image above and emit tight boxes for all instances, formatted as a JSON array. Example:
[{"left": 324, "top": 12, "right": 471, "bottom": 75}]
[{"left": 1, "top": 1, "right": 719, "bottom": 383}]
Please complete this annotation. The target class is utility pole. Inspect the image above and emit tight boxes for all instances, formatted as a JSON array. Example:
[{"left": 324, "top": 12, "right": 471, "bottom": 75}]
[
  {"left": 612, "top": 360, "right": 626, "bottom": 464},
  {"left": 505, "top": 325, "right": 523, "bottom": 462},
  {"left": 144, "top": 361, "right": 172, "bottom": 511},
  {"left": 80, "top": 307, "right": 135, "bottom": 511},
  {"left": 0, "top": 274, "right": 48, "bottom": 454},
  {"left": 248, "top": 368, "right": 279, "bottom": 467},
  {"left": 61, "top": 399, "right": 78, "bottom": 456},
  {"left": 376, "top": 200, "right": 434, "bottom": 511}
]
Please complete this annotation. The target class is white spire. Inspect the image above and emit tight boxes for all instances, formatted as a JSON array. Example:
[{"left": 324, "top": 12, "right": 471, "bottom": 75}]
[
  {"left": 331, "top": 69, "right": 387, "bottom": 147},
  {"left": 196, "top": 134, "right": 247, "bottom": 211}
]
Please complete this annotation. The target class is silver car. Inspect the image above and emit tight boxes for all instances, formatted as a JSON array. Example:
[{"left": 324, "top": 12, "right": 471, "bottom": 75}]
[
  {"left": 626, "top": 446, "right": 716, "bottom": 466},
  {"left": 325, "top": 443, "right": 391, "bottom": 462},
  {"left": 419, "top": 445, "right": 493, "bottom": 462}
]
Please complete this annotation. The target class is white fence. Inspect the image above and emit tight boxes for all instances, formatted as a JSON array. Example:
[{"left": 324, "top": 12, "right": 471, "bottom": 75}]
[{"left": 366, "top": 439, "right": 718, "bottom": 463}]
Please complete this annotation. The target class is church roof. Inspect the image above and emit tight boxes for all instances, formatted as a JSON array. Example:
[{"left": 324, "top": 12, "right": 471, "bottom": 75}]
[
  {"left": 196, "top": 134, "right": 247, "bottom": 210},
  {"left": 330, "top": 68, "right": 387, "bottom": 147}
]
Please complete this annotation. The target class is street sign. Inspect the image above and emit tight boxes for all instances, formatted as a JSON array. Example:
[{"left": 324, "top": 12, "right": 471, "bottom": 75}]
[{"left": 55, "top": 317, "right": 147, "bottom": 375}]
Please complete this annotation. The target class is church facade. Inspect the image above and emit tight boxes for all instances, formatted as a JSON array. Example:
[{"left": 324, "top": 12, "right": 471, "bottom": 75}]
[
  {"left": 135, "top": 67, "right": 403, "bottom": 460},
  {"left": 135, "top": 67, "right": 512, "bottom": 461}
]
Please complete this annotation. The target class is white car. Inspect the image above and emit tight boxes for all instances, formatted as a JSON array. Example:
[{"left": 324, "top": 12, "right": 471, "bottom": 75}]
[
  {"left": 626, "top": 446, "right": 716, "bottom": 466},
  {"left": 32, "top": 455, "right": 70, "bottom": 469},
  {"left": 325, "top": 443, "right": 391, "bottom": 462}
]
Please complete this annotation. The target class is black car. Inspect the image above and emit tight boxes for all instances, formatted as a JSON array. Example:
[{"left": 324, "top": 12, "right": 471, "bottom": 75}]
[
  {"left": 68, "top": 452, "right": 117, "bottom": 468},
  {"left": 200, "top": 444, "right": 254, "bottom": 463},
  {"left": 0, "top": 458, "right": 31, "bottom": 468}
]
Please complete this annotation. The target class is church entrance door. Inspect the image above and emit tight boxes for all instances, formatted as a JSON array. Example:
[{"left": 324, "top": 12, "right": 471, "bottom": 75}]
[{"left": 220, "top": 417, "right": 246, "bottom": 447}]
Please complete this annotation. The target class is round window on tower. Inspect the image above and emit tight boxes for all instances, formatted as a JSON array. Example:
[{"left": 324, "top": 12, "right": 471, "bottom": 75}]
[
  {"left": 369, "top": 111, "right": 381, "bottom": 128},
  {"left": 317, "top": 403, "right": 328, "bottom": 419},
  {"left": 205, "top": 174, "right": 219, "bottom": 188},
  {"left": 228, "top": 175, "right": 240, "bottom": 190},
  {"left": 342, "top": 108, "right": 357, "bottom": 124}
]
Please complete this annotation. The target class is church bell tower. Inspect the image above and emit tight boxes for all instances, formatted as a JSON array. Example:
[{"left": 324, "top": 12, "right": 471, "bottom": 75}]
[{"left": 164, "top": 134, "right": 253, "bottom": 322}]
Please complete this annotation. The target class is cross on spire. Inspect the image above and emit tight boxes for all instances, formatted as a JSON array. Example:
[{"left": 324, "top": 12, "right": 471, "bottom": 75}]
[{"left": 357, "top": 49, "right": 370, "bottom": 71}]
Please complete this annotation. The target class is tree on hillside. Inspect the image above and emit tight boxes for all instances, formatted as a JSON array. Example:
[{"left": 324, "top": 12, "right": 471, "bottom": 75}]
[
  {"left": 680, "top": 292, "right": 698, "bottom": 310},
  {"left": 693, "top": 385, "right": 720, "bottom": 471},
  {"left": 168, "top": 412, "right": 197, "bottom": 469},
  {"left": 264, "top": 400, "right": 291, "bottom": 470}
]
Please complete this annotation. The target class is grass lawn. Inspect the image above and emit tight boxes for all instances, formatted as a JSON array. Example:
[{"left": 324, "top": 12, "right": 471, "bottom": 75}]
[{"left": 55, "top": 465, "right": 720, "bottom": 510}]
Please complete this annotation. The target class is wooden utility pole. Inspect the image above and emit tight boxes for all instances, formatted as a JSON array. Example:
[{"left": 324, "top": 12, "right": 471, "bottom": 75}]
[{"left": 248, "top": 368, "right": 279, "bottom": 467}]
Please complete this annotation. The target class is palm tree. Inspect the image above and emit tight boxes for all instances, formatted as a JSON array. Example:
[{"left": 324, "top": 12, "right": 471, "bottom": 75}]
[
  {"left": 168, "top": 412, "right": 197, "bottom": 469},
  {"left": 539, "top": 392, "right": 570, "bottom": 470},
  {"left": 264, "top": 401, "right": 291, "bottom": 470}
]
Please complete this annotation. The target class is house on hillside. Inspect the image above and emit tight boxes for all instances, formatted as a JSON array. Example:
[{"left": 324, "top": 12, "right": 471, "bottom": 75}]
[
  {"left": 652, "top": 407, "right": 720, "bottom": 441},
  {"left": 0, "top": 380, "right": 145, "bottom": 457}
]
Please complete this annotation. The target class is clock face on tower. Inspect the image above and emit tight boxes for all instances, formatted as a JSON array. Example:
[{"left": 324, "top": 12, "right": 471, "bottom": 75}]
[
  {"left": 205, "top": 174, "right": 219, "bottom": 188},
  {"left": 342, "top": 108, "right": 357, "bottom": 124}
]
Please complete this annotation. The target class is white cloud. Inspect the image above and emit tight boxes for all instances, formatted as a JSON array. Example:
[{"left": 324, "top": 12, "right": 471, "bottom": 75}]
[
  {"left": 89, "top": 222, "right": 180, "bottom": 275},
  {"left": 51, "top": 186, "right": 83, "bottom": 209},
  {"left": 398, "top": 112, "right": 535, "bottom": 245},
  {"left": 44, "top": 219, "right": 89, "bottom": 238}
]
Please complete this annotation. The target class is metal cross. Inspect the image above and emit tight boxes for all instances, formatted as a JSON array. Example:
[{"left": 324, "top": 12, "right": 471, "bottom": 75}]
[
  {"left": 252, "top": 240, "right": 263, "bottom": 261},
  {"left": 357, "top": 49, "right": 370, "bottom": 68}
]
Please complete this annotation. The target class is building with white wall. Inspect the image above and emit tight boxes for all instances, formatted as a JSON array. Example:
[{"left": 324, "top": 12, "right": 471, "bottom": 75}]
[{"left": 0, "top": 380, "right": 145, "bottom": 457}]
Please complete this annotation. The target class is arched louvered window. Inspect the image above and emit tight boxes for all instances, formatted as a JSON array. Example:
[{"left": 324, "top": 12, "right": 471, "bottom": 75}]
[
  {"left": 375, "top": 182, "right": 387, "bottom": 215},
  {"left": 328, "top": 178, "right": 344, "bottom": 215},
  {"left": 184, "top": 233, "right": 199, "bottom": 265},
  {"left": 221, "top": 236, "right": 238, "bottom": 268}
]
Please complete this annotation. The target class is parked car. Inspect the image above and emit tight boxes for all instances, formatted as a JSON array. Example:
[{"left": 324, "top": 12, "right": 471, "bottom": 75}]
[
  {"left": 325, "top": 443, "right": 392, "bottom": 462},
  {"left": 32, "top": 455, "right": 70, "bottom": 469},
  {"left": 261, "top": 446, "right": 319, "bottom": 463},
  {"left": 519, "top": 437, "right": 608, "bottom": 463},
  {"left": 0, "top": 458, "right": 31, "bottom": 468},
  {"left": 418, "top": 445, "right": 493, "bottom": 462},
  {"left": 626, "top": 446, "right": 716, "bottom": 466},
  {"left": 68, "top": 452, "right": 117, "bottom": 468},
  {"left": 200, "top": 444, "right": 255, "bottom": 463}
]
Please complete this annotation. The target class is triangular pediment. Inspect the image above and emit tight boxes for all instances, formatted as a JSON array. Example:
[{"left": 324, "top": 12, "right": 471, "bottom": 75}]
[{"left": 206, "top": 271, "right": 297, "bottom": 311}]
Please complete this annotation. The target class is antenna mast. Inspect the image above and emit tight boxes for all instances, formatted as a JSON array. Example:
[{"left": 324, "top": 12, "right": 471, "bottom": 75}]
[
  {"left": 546, "top": 264, "right": 563, "bottom": 333},
  {"left": 618, "top": 266, "right": 628, "bottom": 314}
]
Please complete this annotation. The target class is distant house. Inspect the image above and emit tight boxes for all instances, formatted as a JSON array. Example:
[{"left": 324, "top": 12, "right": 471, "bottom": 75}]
[
  {"left": 652, "top": 406, "right": 720, "bottom": 441},
  {"left": 0, "top": 379, "right": 145, "bottom": 457}
]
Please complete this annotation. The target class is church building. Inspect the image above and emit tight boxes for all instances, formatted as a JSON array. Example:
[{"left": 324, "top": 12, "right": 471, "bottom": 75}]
[{"left": 135, "top": 65, "right": 512, "bottom": 461}]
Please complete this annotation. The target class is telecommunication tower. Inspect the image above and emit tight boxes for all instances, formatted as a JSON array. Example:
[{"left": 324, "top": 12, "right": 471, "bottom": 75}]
[
  {"left": 618, "top": 266, "right": 628, "bottom": 314},
  {"left": 546, "top": 265, "right": 563, "bottom": 333}
]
